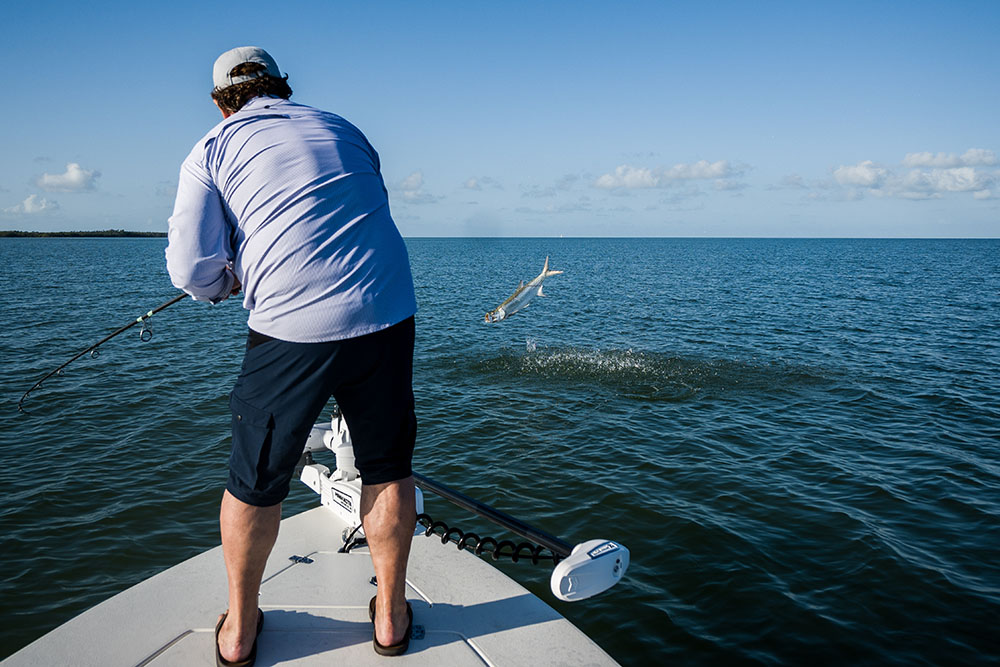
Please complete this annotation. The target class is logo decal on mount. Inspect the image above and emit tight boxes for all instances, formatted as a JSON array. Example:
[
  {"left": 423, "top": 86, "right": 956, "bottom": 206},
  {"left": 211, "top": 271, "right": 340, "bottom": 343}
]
[
  {"left": 332, "top": 489, "right": 353, "bottom": 513},
  {"left": 587, "top": 542, "right": 619, "bottom": 559}
]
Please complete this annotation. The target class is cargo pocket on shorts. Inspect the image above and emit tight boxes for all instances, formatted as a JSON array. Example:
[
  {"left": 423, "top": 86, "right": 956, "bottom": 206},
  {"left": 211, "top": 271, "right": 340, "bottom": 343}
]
[{"left": 229, "top": 393, "right": 277, "bottom": 496}]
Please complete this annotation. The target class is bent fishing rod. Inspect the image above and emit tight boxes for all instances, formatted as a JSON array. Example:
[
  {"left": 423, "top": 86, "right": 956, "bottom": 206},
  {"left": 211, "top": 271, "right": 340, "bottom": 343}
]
[{"left": 17, "top": 293, "right": 187, "bottom": 413}]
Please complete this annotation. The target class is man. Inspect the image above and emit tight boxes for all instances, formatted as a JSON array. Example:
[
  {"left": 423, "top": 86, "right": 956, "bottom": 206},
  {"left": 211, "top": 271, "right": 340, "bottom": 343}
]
[{"left": 166, "top": 46, "right": 418, "bottom": 664}]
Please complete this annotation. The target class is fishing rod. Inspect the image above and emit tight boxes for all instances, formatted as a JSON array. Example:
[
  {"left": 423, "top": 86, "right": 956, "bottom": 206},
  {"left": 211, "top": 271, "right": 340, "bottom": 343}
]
[{"left": 17, "top": 293, "right": 187, "bottom": 413}]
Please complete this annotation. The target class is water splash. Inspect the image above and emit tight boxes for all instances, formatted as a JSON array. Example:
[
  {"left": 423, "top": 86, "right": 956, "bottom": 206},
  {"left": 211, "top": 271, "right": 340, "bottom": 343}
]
[{"left": 464, "top": 344, "right": 831, "bottom": 401}]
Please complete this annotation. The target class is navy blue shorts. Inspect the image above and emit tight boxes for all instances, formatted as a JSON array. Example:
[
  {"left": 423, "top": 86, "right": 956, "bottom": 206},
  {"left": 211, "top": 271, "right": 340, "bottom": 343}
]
[{"left": 227, "top": 317, "right": 416, "bottom": 507}]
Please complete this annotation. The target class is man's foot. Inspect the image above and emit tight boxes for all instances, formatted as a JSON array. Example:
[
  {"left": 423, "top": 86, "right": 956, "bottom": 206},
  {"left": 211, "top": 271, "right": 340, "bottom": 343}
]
[
  {"left": 369, "top": 595, "right": 412, "bottom": 656},
  {"left": 215, "top": 609, "right": 263, "bottom": 666}
]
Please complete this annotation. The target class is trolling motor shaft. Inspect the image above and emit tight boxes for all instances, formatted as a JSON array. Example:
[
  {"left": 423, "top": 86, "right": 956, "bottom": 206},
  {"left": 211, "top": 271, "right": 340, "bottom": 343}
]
[{"left": 411, "top": 472, "right": 572, "bottom": 559}]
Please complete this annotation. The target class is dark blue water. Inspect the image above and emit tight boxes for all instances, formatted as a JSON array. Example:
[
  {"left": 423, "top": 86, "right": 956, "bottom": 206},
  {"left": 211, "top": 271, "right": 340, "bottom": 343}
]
[{"left": 1, "top": 238, "right": 998, "bottom": 664}]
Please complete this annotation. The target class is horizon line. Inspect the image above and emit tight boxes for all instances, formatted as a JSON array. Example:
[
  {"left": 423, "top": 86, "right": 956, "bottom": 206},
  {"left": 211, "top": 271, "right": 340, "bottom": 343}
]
[{"left": 1, "top": 230, "right": 998, "bottom": 241}]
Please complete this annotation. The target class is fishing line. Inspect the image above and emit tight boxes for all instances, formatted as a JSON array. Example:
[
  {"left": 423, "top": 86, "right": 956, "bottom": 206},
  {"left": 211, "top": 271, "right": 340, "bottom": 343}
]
[{"left": 17, "top": 293, "right": 187, "bottom": 413}]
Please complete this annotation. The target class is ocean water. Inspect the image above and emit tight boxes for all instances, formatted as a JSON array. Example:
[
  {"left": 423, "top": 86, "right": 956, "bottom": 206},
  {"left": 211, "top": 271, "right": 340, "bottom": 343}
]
[{"left": 1, "top": 237, "right": 998, "bottom": 664}]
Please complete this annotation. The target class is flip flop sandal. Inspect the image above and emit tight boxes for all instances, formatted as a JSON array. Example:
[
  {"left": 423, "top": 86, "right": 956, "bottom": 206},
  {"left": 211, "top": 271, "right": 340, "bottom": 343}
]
[
  {"left": 369, "top": 595, "right": 413, "bottom": 656},
  {"left": 215, "top": 609, "right": 264, "bottom": 667}
]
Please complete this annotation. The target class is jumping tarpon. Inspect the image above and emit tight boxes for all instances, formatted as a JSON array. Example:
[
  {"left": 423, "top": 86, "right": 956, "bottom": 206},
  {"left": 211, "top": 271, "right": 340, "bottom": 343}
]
[{"left": 485, "top": 256, "right": 563, "bottom": 323}]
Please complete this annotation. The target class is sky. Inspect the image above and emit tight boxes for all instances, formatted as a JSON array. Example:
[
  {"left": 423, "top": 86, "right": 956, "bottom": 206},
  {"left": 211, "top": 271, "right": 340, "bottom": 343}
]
[{"left": 2, "top": 1, "right": 998, "bottom": 237}]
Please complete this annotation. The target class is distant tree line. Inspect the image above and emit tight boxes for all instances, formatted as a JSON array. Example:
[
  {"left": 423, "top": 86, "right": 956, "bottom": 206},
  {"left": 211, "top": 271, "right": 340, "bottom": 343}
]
[{"left": 0, "top": 230, "right": 167, "bottom": 238}]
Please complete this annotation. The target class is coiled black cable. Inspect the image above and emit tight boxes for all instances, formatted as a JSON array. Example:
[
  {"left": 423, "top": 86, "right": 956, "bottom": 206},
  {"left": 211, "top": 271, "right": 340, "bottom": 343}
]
[{"left": 416, "top": 513, "right": 560, "bottom": 564}]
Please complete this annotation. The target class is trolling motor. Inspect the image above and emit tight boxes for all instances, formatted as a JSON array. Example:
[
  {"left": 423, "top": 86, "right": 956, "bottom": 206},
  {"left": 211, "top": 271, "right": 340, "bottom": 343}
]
[
  {"left": 297, "top": 411, "right": 629, "bottom": 602},
  {"left": 298, "top": 409, "right": 424, "bottom": 531}
]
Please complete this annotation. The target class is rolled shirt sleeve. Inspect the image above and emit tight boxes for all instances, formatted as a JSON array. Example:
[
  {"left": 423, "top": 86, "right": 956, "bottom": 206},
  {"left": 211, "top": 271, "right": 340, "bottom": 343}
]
[{"left": 165, "top": 145, "right": 236, "bottom": 304}]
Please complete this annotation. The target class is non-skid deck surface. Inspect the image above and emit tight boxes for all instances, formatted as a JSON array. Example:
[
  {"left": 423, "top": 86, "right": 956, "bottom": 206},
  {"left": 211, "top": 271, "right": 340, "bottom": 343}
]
[{"left": 6, "top": 507, "right": 618, "bottom": 666}]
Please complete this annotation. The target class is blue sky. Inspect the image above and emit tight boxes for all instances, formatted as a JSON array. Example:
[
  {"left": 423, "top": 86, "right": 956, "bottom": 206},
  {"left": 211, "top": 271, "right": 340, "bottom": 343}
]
[{"left": 2, "top": 1, "right": 997, "bottom": 237}]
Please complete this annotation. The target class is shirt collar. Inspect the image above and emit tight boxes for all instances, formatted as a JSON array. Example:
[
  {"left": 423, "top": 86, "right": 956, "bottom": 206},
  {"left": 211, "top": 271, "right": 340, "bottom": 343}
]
[{"left": 241, "top": 95, "right": 287, "bottom": 111}]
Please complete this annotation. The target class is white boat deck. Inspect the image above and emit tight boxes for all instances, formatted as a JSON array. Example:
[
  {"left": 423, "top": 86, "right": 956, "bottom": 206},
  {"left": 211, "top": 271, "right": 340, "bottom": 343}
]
[{"left": 4, "top": 506, "right": 619, "bottom": 666}]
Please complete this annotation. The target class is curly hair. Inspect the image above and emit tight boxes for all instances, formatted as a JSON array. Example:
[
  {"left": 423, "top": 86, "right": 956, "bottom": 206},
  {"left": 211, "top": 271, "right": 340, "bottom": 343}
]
[{"left": 211, "top": 62, "right": 292, "bottom": 115}]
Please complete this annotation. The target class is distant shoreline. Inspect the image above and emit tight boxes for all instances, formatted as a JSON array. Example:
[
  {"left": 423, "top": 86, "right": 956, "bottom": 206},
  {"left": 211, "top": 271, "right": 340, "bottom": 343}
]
[{"left": 0, "top": 230, "right": 167, "bottom": 238}]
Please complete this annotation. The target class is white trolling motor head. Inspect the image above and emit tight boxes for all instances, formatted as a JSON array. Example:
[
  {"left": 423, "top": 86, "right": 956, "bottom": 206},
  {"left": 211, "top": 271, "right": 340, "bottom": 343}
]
[{"left": 550, "top": 539, "right": 630, "bottom": 602}]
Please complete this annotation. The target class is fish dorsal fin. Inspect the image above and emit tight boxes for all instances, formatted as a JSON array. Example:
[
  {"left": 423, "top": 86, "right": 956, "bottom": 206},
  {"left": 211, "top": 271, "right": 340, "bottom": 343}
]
[{"left": 518, "top": 280, "right": 524, "bottom": 289}]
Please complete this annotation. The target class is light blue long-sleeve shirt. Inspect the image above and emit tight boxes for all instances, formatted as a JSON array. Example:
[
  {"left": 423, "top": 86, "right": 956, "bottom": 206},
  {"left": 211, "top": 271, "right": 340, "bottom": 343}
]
[{"left": 166, "top": 97, "right": 416, "bottom": 342}]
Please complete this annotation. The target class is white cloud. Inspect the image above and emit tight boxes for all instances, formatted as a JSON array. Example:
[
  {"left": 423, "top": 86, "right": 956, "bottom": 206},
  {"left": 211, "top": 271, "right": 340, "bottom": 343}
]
[
  {"left": 770, "top": 174, "right": 809, "bottom": 190},
  {"left": 35, "top": 162, "right": 100, "bottom": 192},
  {"left": 664, "top": 160, "right": 735, "bottom": 180},
  {"left": 401, "top": 171, "right": 423, "bottom": 192},
  {"left": 888, "top": 189, "right": 940, "bottom": 201},
  {"left": 595, "top": 165, "right": 658, "bottom": 189},
  {"left": 901, "top": 167, "right": 993, "bottom": 193},
  {"left": 829, "top": 151, "right": 997, "bottom": 201},
  {"left": 901, "top": 148, "right": 997, "bottom": 168},
  {"left": 594, "top": 160, "right": 742, "bottom": 189},
  {"left": 394, "top": 170, "right": 440, "bottom": 204},
  {"left": 833, "top": 160, "right": 888, "bottom": 187},
  {"left": 463, "top": 176, "right": 503, "bottom": 191},
  {"left": 4, "top": 194, "right": 59, "bottom": 215}
]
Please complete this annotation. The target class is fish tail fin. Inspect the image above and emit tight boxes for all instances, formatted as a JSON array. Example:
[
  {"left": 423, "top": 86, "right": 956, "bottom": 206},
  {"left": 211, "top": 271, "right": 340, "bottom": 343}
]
[{"left": 542, "top": 255, "right": 564, "bottom": 277}]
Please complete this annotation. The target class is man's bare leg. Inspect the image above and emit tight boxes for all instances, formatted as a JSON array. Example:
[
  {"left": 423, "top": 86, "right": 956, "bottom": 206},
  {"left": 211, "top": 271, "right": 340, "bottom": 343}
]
[
  {"left": 362, "top": 476, "right": 416, "bottom": 647},
  {"left": 217, "top": 489, "right": 281, "bottom": 663}
]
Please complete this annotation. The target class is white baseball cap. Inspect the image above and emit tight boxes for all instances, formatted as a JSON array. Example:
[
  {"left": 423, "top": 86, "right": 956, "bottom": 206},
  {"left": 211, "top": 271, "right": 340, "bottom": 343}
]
[{"left": 212, "top": 46, "right": 283, "bottom": 90}]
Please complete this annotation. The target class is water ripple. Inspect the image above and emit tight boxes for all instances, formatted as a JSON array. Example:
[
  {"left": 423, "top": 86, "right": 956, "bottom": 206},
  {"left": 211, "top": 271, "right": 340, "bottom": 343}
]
[{"left": 2, "top": 238, "right": 999, "bottom": 664}]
